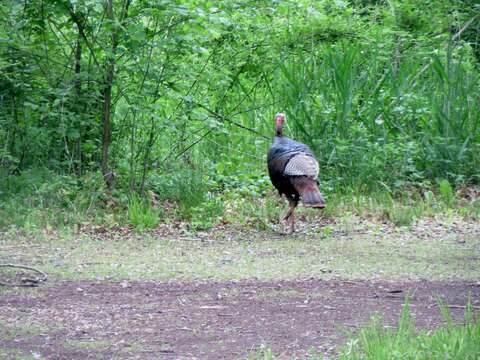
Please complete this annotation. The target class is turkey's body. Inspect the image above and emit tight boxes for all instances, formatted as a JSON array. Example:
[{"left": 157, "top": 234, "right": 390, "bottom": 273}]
[{"left": 267, "top": 114, "right": 325, "bottom": 233}]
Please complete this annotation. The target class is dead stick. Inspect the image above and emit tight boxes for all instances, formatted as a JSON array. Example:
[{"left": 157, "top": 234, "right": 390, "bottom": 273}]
[
  {"left": 448, "top": 305, "right": 480, "bottom": 310},
  {"left": 0, "top": 264, "right": 48, "bottom": 287}
]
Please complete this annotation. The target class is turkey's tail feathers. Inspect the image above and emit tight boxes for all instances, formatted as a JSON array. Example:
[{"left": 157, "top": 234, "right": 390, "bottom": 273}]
[
  {"left": 291, "top": 177, "right": 326, "bottom": 208},
  {"left": 302, "top": 191, "right": 325, "bottom": 207}
]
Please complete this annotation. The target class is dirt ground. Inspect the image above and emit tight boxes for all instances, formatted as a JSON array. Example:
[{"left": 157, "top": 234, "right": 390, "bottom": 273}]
[{"left": 0, "top": 279, "right": 478, "bottom": 359}]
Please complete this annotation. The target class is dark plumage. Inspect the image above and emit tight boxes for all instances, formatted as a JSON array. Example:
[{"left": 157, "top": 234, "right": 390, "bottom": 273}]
[{"left": 267, "top": 113, "right": 325, "bottom": 233}]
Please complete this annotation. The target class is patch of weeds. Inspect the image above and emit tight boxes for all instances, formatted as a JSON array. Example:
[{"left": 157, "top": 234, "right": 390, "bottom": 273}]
[
  {"left": 461, "top": 199, "right": 480, "bottom": 220},
  {"left": 149, "top": 167, "right": 208, "bottom": 218},
  {"left": 224, "top": 194, "right": 282, "bottom": 231},
  {"left": 66, "top": 339, "right": 112, "bottom": 350},
  {"left": 262, "top": 197, "right": 284, "bottom": 226},
  {"left": 189, "top": 196, "right": 225, "bottom": 231},
  {"left": 0, "top": 169, "right": 116, "bottom": 230},
  {"left": 0, "top": 323, "right": 47, "bottom": 340},
  {"left": 252, "top": 301, "right": 480, "bottom": 359},
  {"left": 338, "top": 300, "right": 480, "bottom": 360},
  {"left": 339, "top": 211, "right": 357, "bottom": 234},
  {"left": 127, "top": 194, "right": 161, "bottom": 231},
  {"left": 246, "top": 346, "right": 277, "bottom": 360},
  {"left": 0, "top": 348, "right": 35, "bottom": 360},
  {"left": 383, "top": 203, "right": 416, "bottom": 227},
  {"left": 320, "top": 225, "right": 334, "bottom": 239},
  {"left": 317, "top": 189, "right": 479, "bottom": 230},
  {"left": 423, "top": 190, "right": 436, "bottom": 208},
  {"left": 373, "top": 193, "right": 416, "bottom": 227},
  {"left": 437, "top": 179, "right": 455, "bottom": 207},
  {"left": 317, "top": 191, "right": 338, "bottom": 219}
]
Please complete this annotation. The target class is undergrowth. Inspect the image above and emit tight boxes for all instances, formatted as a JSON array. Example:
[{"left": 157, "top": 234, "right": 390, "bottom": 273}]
[
  {"left": 1, "top": 1, "right": 479, "bottom": 232},
  {"left": 0, "top": 168, "right": 479, "bottom": 231}
]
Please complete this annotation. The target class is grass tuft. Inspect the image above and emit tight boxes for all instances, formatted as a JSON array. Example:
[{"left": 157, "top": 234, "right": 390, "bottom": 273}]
[
  {"left": 127, "top": 194, "right": 161, "bottom": 231},
  {"left": 438, "top": 179, "right": 455, "bottom": 207}
]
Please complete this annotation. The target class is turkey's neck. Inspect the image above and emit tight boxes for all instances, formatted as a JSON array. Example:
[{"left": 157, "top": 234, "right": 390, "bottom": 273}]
[{"left": 275, "top": 122, "right": 283, "bottom": 137}]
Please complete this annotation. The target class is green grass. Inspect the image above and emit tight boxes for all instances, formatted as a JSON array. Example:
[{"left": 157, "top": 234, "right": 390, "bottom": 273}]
[
  {"left": 65, "top": 339, "right": 112, "bottom": 350},
  {"left": 0, "top": 324, "right": 46, "bottom": 340},
  {"left": 438, "top": 178, "right": 456, "bottom": 207},
  {"left": 251, "top": 301, "right": 480, "bottom": 359},
  {"left": 273, "top": 36, "right": 480, "bottom": 191},
  {"left": 0, "top": 348, "right": 36, "bottom": 360},
  {"left": 127, "top": 194, "right": 161, "bottom": 231},
  {"left": 338, "top": 301, "right": 480, "bottom": 360}
]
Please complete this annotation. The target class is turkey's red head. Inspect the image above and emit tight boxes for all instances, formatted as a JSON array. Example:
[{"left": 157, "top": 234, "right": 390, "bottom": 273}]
[{"left": 275, "top": 113, "right": 285, "bottom": 136}]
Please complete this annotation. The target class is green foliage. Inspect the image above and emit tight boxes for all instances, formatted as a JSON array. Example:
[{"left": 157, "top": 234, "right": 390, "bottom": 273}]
[
  {"left": 0, "top": 0, "right": 479, "bottom": 229},
  {"left": 148, "top": 167, "right": 210, "bottom": 219},
  {"left": 0, "top": 168, "right": 117, "bottom": 229},
  {"left": 382, "top": 203, "right": 416, "bottom": 227},
  {"left": 339, "top": 301, "right": 480, "bottom": 360},
  {"left": 127, "top": 194, "right": 161, "bottom": 231},
  {"left": 132, "top": 166, "right": 228, "bottom": 230},
  {"left": 188, "top": 196, "right": 225, "bottom": 230},
  {"left": 438, "top": 179, "right": 455, "bottom": 206},
  {"left": 275, "top": 39, "right": 479, "bottom": 191}
]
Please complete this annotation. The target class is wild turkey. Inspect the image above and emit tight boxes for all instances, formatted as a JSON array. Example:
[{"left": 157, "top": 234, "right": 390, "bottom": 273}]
[{"left": 267, "top": 113, "right": 325, "bottom": 233}]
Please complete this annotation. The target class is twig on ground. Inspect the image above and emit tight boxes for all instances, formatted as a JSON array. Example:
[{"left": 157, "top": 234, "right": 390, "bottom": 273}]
[
  {"left": 447, "top": 304, "right": 480, "bottom": 310},
  {"left": 0, "top": 264, "right": 48, "bottom": 287}
]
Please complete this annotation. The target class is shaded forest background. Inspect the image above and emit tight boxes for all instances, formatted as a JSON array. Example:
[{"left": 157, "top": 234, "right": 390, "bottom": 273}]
[{"left": 1, "top": 0, "right": 479, "bottom": 229}]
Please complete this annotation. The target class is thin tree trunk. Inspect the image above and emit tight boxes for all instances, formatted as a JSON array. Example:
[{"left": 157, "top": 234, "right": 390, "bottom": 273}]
[
  {"left": 74, "top": 29, "right": 83, "bottom": 175},
  {"left": 101, "top": 0, "right": 117, "bottom": 188},
  {"left": 101, "top": 61, "right": 115, "bottom": 187},
  {"left": 100, "top": 0, "right": 131, "bottom": 188}
]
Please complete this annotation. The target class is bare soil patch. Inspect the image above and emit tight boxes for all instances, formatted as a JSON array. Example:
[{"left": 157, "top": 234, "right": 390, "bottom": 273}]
[{"left": 0, "top": 279, "right": 478, "bottom": 359}]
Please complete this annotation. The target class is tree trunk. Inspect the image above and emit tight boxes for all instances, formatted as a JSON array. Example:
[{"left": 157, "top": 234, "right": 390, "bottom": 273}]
[
  {"left": 101, "top": 61, "right": 115, "bottom": 188},
  {"left": 101, "top": 0, "right": 117, "bottom": 189},
  {"left": 100, "top": 0, "right": 131, "bottom": 188},
  {"left": 74, "top": 29, "right": 83, "bottom": 175}
]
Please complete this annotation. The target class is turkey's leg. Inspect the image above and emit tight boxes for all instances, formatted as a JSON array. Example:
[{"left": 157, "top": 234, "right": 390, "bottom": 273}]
[
  {"left": 283, "top": 199, "right": 297, "bottom": 234},
  {"left": 283, "top": 206, "right": 293, "bottom": 221},
  {"left": 289, "top": 208, "right": 295, "bottom": 234}
]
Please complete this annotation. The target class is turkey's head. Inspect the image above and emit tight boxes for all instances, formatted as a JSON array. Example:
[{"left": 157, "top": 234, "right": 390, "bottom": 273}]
[{"left": 275, "top": 113, "right": 285, "bottom": 136}]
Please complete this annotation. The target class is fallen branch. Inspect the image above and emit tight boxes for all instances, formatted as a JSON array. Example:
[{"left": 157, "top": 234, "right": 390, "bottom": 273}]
[
  {"left": 447, "top": 304, "right": 480, "bottom": 310},
  {"left": 0, "top": 264, "right": 48, "bottom": 287}
]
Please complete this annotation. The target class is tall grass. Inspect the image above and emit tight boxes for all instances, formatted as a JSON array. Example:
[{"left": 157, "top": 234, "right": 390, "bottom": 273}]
[
  {"left": 271, "top": 40, "right": 480, "bottom": 192},
  {"left": 127, "top": 194, "right": 161, "bottom": 231}
]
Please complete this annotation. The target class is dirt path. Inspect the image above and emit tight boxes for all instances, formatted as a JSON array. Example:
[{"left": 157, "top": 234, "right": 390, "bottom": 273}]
[{"left": 0, "top": 279, "right": 478, "bottom": 359}]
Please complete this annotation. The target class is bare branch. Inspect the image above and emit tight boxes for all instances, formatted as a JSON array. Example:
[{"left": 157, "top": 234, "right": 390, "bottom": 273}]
[{"left": 0, "top": 264, "right": 48, "bottom": 287}]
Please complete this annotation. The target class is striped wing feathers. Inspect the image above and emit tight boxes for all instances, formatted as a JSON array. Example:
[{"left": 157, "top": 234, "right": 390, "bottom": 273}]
[{"left": 284, "top": 154, "right": 319, "bottom": 179}]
